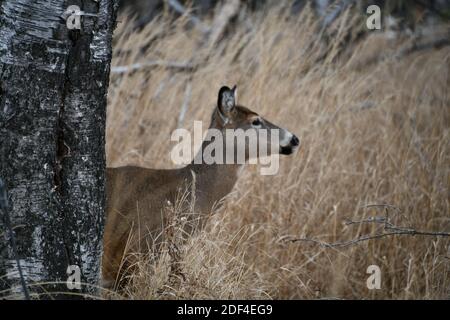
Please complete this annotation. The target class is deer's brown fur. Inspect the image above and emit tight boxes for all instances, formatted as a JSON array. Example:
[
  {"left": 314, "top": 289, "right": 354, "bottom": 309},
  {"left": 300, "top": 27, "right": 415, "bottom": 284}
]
[{"left": 102, "top": 86, "right": 300, "bottom": 288}]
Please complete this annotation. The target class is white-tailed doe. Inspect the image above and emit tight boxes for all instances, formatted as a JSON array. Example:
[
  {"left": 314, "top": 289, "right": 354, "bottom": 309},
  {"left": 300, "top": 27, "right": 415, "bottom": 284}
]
[{"left": 102, "top": 85, "right": 300, "bottom": 288}]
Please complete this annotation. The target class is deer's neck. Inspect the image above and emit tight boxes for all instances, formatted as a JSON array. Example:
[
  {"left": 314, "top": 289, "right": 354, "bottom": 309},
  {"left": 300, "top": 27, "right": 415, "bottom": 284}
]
[{"left": 183, "top": 137, "right": 244, "bottom": 211}]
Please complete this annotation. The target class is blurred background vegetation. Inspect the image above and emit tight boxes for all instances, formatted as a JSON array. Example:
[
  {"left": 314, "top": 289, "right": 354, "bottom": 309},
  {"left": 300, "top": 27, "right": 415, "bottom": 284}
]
[
  {"left": 105, "top": 0, "right": 450, "bottom": 299},
  {"left": 119, "top": 0, "right": 450, "bottom": 30}
]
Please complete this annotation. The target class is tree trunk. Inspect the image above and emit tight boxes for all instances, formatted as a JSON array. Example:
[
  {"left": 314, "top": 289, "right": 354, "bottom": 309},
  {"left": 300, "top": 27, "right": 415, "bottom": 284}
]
[{"left": 0, "top": 0, "right": 118, "bottom": 299}]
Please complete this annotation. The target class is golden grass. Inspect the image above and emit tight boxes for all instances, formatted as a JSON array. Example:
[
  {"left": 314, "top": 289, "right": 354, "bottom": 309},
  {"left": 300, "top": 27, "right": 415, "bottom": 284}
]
[{"left": 106, "top": 6, "right": 450, "bottom": 299}]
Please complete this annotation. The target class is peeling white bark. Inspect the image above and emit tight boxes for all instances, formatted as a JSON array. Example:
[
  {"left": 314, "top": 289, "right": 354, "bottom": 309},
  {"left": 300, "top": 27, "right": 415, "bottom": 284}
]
[{"left": 0, "top": 0, "right": 118, "bottom": 298}]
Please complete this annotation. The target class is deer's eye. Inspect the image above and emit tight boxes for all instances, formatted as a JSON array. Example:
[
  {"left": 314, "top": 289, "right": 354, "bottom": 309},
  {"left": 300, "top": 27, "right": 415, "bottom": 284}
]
[{"left": 252, "top": 118, "right": 262, "bottom": 127}]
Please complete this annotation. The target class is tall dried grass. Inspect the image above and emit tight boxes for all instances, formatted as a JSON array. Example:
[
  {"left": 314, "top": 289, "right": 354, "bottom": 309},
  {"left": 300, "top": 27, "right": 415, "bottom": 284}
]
[{"left": 106, "top": 5, "right": 450, "bottom": 299}]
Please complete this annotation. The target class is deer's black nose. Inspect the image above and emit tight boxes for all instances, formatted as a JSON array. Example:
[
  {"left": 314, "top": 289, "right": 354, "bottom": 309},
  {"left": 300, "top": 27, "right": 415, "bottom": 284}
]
[{"left": 291, "top": 135, "right": 300, "bottom": 147}]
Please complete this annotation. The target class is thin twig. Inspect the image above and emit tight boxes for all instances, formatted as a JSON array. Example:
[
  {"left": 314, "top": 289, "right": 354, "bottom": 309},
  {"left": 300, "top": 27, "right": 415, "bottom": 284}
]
[
  {"left": 178, "top": 82, "right": 192, "bottom": 127},
  {"left": 360, "top": 203, "right": 401, "bottom": 212}
]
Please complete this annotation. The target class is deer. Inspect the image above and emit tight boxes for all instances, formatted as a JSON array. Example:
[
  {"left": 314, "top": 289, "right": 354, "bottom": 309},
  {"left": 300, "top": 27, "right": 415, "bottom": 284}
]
[{"left": 102, "top": 85, "right": 300, "bottom": 289}]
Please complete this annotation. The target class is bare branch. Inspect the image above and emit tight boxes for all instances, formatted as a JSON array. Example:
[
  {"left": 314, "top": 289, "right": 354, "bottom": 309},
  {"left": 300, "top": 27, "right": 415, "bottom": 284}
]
[
  {"left": 286, "top": 228, "right": 450, "bottom": 249},
  {"left": 167, "top": 0, "right": 210, "bottom": 34},
  {"left": 111, "top": 60, "right": 196, "bottom": 74},
  {"left": 208, "top": 0, "right": 240, "bottom": 49},
  {"left": 283, "top": 205, "right": 450, "bottom": 248},
  {"left": 343, "top": 216, "right": 387, "bottom": 226},
  {"left": 396, "top": 37, "right": 450, "bottom": 59}
]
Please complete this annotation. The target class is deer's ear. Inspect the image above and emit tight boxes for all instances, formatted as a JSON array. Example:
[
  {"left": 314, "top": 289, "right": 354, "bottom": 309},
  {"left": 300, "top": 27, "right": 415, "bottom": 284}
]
[{"left": 218, "top": 85, "right": 237, "bottom": 114}]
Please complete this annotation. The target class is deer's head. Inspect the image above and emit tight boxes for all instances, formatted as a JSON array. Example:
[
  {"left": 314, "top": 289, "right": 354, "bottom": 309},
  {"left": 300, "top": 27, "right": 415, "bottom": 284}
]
[{"left": 210, "top": 85, "right": 300, "bottom": 161}]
